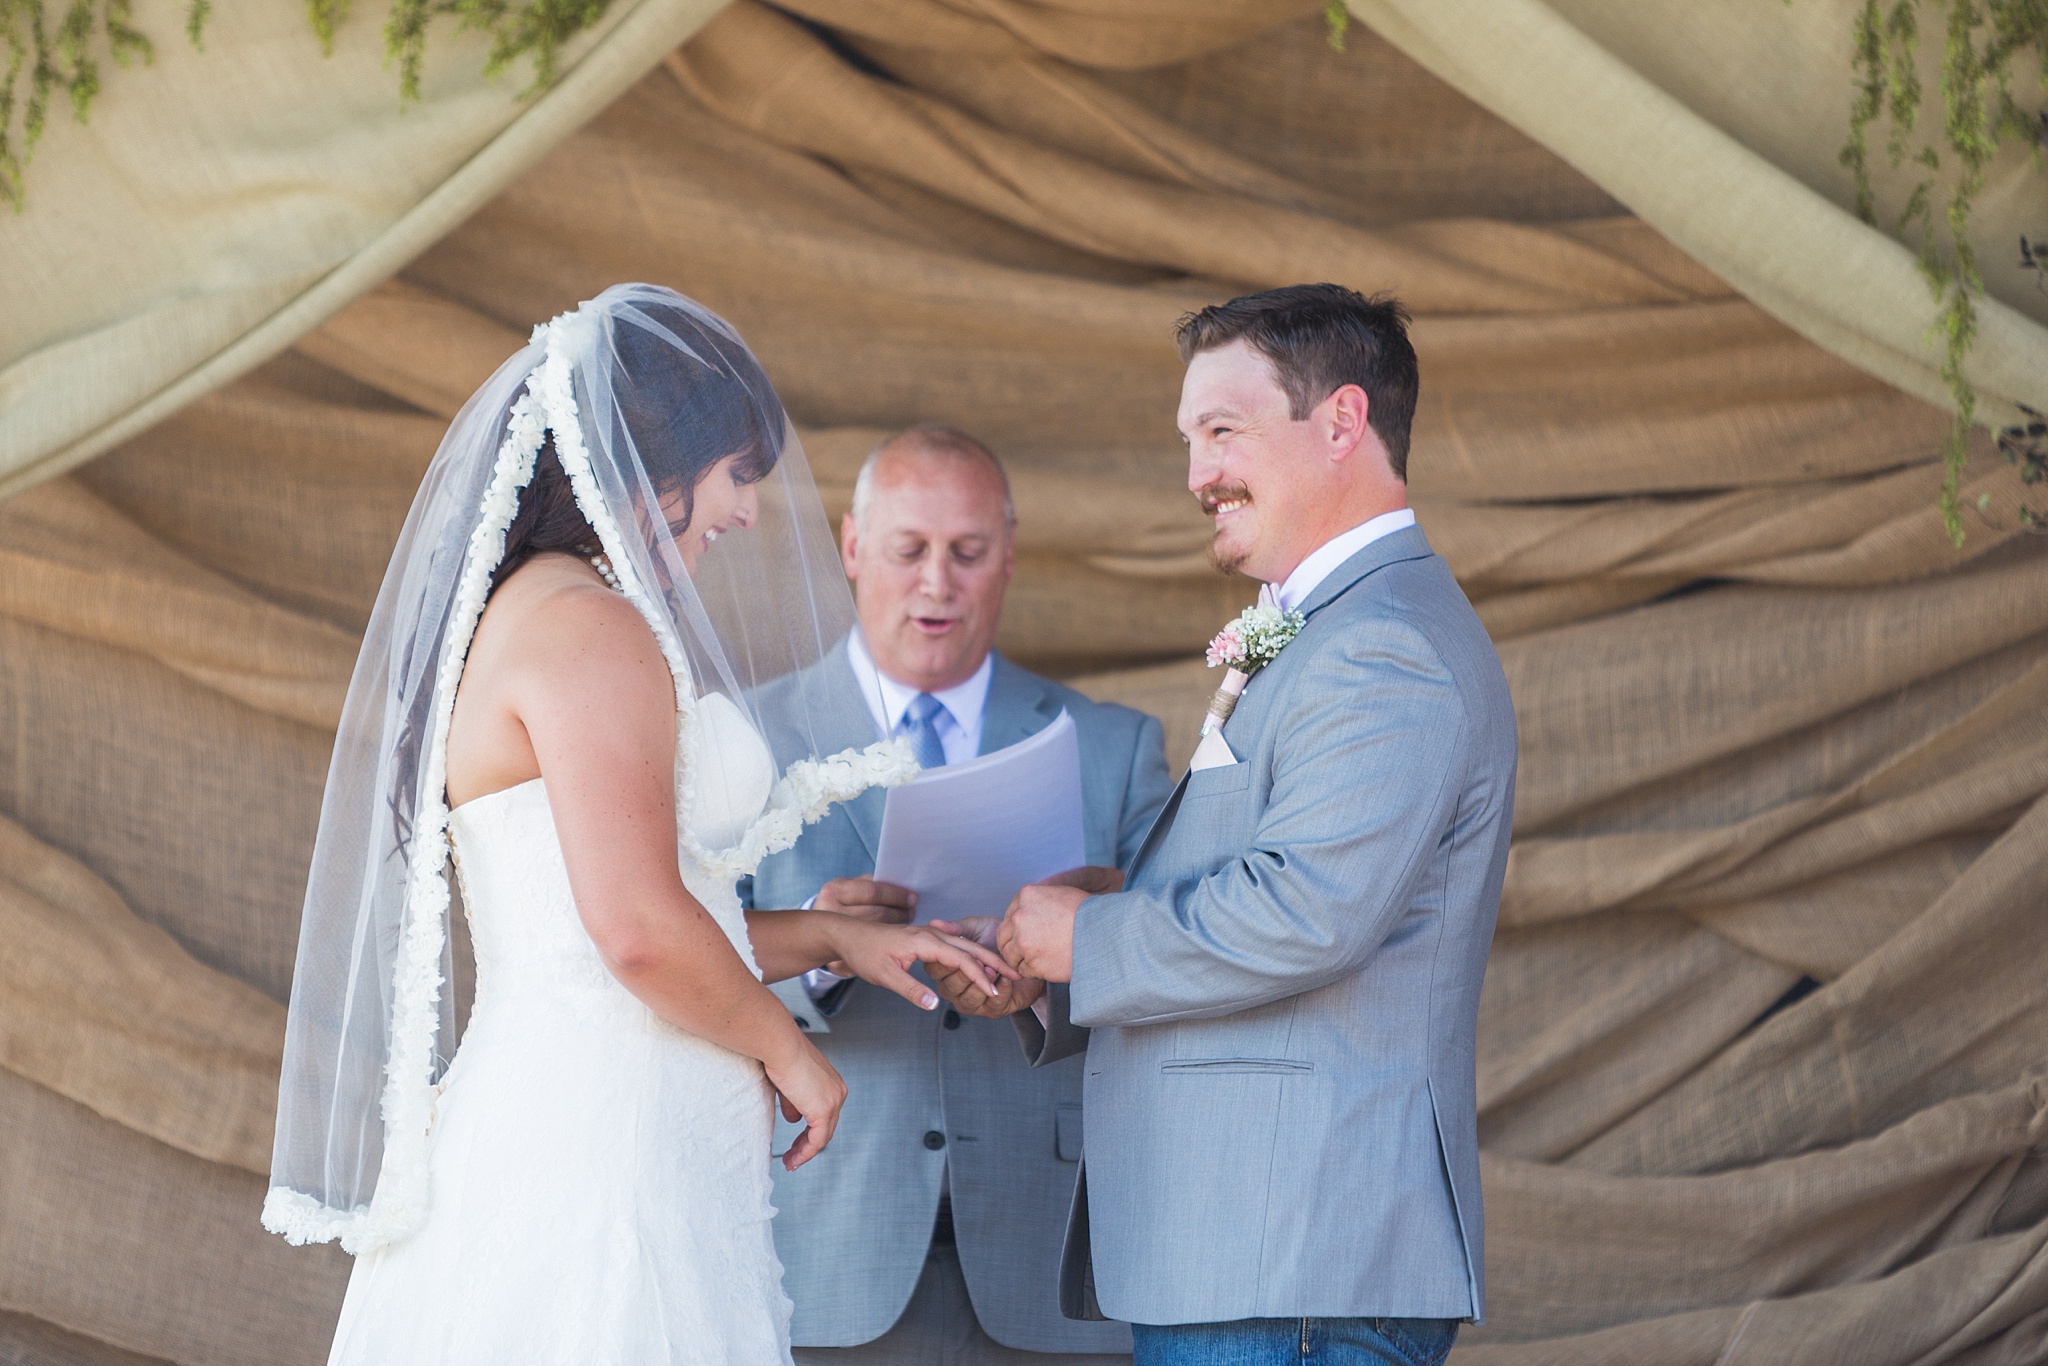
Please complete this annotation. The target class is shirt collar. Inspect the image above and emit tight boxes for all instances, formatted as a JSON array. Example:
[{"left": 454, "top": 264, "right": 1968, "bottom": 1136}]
[
  {"left": 1262, "top": 509, "right": 1417, "bottom": 614},
  {"left": 847, "top": 628, "right": 994, "bottom": 737}
]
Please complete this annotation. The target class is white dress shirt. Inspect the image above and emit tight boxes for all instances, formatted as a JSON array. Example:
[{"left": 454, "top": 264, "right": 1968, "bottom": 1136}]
[
  {"left": 846, "top": 628, "right": 992, "bottom": 766},
  {"left": 1260, "top": 508, "right": 1416, "bottom": 613}
]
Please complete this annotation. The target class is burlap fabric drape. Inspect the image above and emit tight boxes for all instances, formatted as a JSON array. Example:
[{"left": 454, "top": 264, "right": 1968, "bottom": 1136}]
[{"left": 3, "top": 1, "right": 2047, "bottom": 1362}]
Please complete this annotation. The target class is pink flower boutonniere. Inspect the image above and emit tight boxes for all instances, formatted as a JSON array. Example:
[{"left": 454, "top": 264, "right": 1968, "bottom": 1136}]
[{"left": 1200, "top": 604, "right": 1305, "bottom": 739}]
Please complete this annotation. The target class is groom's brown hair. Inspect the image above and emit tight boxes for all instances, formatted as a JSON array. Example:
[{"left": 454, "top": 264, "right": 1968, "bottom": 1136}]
[{"left": 1175, "top": 284, "right": 1418, "bottom": 482}]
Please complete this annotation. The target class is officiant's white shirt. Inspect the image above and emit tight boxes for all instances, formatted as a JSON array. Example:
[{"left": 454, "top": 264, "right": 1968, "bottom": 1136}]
[
  {"left": 1260, "top": 508, "right": 1416, "bottom": 613},
  {"left": 846, "top": 627, "right": 992, "bottom": 764}
]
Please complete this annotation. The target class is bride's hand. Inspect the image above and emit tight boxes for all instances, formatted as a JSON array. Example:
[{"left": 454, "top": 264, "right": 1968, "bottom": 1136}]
[
  {"left": 825, "top": 920, "right": 1020, "bottom": 1012},
  {"left": 811, "top": 876, "right": 918, "bottom": 975},
  {"left": 764, "top": 1032, "right": 846, "bottom": 1171}
]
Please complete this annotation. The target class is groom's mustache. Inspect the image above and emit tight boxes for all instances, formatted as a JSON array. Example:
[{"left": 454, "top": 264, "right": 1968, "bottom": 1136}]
[
  {"left": 1195, "top": 481, "right": 1254, "bottom": 574},
  {"left": 1194, "top": 481, "right": 1253, "bottom": 517}
]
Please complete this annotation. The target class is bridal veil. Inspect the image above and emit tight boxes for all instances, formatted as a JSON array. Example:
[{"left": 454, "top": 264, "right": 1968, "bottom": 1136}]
[{"left": 263, "top": 284, "right": 912, "bottom": 1253}]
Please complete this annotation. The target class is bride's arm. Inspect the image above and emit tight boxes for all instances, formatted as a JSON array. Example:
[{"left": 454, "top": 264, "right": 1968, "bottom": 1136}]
[
  {"left": 514, "top": 590, "right": 843, "bottom": 1166},
  {"left": 744, "top": 910, "right": 1019, "bottom": 1011}
]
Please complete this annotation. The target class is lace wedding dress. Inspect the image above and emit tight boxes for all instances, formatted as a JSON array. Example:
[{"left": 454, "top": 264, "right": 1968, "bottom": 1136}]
[{"left": 327, "top": 693, "right": 794, "bottom": 1365}]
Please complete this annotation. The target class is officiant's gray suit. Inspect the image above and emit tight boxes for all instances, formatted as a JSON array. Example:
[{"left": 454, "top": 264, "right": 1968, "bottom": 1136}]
[
  {"left": 742, "top": 640, "right": 1172, "bottom": 1356},
  {"left": 1023, "top": 524, "right": 1516, "bottom": 1328}
]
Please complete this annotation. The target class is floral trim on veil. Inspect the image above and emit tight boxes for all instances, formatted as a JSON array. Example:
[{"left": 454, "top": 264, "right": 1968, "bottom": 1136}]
[{"left": 261, "top": 310, "right": 916, "bottom": 1255}]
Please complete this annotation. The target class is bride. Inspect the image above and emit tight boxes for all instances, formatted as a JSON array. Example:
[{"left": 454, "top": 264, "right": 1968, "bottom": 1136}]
[{"left": 262, "top": 285, "right": 1015, "bottom": 1363}]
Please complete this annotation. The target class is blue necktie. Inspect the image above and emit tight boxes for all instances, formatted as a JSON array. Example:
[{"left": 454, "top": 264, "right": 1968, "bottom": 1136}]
[{"left": 905, "top": 693, "right": 949, "bottom": 771}]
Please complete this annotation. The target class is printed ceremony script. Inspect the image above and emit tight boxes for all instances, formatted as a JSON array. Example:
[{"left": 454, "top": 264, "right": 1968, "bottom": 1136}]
[{"left": 874, "top": 711, "right": 1086, "bottom": 925}]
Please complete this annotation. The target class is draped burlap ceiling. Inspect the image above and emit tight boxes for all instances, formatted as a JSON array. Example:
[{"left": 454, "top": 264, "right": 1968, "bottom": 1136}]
[{"left": 3, "top": 1, "right": 2047, "bottom": 1362}]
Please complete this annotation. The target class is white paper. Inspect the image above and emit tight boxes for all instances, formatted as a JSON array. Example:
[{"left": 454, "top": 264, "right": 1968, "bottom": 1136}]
[{"left": 875, "top": 710, "right": 1086, "bottom": 926}]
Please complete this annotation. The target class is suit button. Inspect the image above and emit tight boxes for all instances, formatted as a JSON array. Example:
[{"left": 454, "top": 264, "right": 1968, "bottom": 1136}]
[
  {"left": 943, "top": 1010, "right": 961, "bottom": 1030},
  {"left": 923, "top": 1130, "right": 946, "bottom": 1150}
]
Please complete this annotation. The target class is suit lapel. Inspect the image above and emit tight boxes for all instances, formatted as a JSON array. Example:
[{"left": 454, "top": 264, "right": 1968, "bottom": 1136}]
[
  {"left": 1295, "top": 523, "right": 1435, "bottom": 621},
  {"left": 1128, "top": 527, "right": 1436, "bottom": 880},
  {"left": 977, "top": 655, "right": 1060, "bottom": 756},
  {"left": 812, "top": 640, "right": 889, "bottom": 860},
  {"left": 1126, "top": 773, "right": 1187, "bottom": 881}
]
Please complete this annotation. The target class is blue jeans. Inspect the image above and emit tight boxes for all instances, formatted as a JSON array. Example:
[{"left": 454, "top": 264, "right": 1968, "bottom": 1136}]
[{"left": 1131, "top": 1317, "right": 1458, "bottom": 1366}]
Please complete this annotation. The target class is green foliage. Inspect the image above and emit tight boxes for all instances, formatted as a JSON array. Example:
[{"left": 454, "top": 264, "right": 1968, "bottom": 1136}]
[
  {"left": 1841, "top": 0, "right": 2048, "bottom": 544},
  {"left": 2, "top": 0, "right": 153, "bottom": 208},
  {"left": 1997, "top": 406, "right": 2048, "bottom": 526},
  {"left": 1324, "top": 0, "right": 1348, "bottom": 54},
  {"left": 385, "top": 0, "right": 611, "bottom": 105},
  {"left": 0, "top": 0, "right": 616, "bottom": 209}
]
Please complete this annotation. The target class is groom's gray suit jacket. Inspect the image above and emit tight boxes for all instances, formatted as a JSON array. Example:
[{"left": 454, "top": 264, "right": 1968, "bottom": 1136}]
[
  {"left": 1023, "top": 525, "right": 1516, "bottom": 1328},
  {"left": 741, "top": 642, "right": 1171, "bottom": 1352}
]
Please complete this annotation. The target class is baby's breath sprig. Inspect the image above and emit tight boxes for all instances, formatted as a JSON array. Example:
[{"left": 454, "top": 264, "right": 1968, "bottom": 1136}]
[
  {"left": 1205, "top": 604, "right": 1307, "bottom": 675},
  {"left": 1198, "top": 604, "right": 1307, "bottom": 743}
]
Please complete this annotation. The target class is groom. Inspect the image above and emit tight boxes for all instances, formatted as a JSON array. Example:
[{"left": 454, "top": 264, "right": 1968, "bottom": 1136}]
[{"left": 940, "top": 284, "right": 1517, "bottom": 1366}]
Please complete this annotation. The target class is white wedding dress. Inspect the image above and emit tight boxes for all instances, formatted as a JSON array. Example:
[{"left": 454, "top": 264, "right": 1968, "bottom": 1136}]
[{"left": 328, "top": 694, "right": 794, "bottom": 1365}]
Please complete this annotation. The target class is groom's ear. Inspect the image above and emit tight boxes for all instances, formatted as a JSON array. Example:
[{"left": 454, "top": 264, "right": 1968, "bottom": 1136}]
[
  {"left": 1323, "top": 383, "right": 1371, "bottom": 465},
  {"left": 840, "top": 511, "right": 861, "bottom": 580}
]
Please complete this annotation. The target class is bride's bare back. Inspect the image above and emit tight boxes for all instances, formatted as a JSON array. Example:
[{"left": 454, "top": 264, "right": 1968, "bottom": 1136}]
[{"left": 446, "top": 550, "right": 671, "bottom": 813}]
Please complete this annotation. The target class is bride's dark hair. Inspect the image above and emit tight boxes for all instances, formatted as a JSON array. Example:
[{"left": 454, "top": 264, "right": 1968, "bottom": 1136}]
[
  {"left": 393, "top": 302, "right": 787, "bottom": 854},
  {"left": 491, "top": 304, "right": 785, "bottom": 590}
]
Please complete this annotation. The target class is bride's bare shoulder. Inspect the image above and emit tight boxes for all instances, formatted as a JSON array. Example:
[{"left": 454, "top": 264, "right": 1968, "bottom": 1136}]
[
  {"left": 447, "top": 556, "right": 672, "bottom": 808},
  {"left": 476, "top": 556, "right": 669, "bottom": 702}
]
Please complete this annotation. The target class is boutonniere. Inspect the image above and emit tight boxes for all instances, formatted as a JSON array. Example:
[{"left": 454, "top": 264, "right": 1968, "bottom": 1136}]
[{"left": 1200, "top": 604, "right": 1305, "bottom": 739}]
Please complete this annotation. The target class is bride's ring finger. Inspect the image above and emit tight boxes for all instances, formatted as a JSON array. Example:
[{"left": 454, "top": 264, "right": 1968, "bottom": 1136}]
[
  {"left": 945, "top": 943, "right": 1006, "bottom": 996},
  {"left": 942, "top": 930, "right": 1018, "bottom": 978}
]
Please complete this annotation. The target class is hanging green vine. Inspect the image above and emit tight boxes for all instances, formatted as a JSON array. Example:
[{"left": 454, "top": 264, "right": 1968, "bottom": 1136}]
[
  {"left": 1841, "top": 0, "right": 2048, "bottom": 544},
  {"left": 1323, "top": 0, "right": 1349, "bottom": 54},
  {"left": 1, "top": 0, "right": 157, "bottom": 206},
  {"left": 1, "top": 0, "right": 614, "bottom": 210}
]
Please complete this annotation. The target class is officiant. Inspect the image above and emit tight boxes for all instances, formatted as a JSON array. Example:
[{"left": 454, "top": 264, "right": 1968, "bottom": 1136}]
[{"left": 741, "top": 425, "right": 1173, "bottom": 1365}]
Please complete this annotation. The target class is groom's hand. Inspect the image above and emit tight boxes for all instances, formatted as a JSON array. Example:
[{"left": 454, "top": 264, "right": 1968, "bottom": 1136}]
[{"left": 998, "top": 885, "right": 1088, "bottom": 984}]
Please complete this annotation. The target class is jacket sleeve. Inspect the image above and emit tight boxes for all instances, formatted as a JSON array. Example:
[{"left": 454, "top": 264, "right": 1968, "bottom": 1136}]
[
  {"left": 1013, "top": 982, "right": 1091, "bottom": 1066},
  {"left": 1069, "top": 619, "right": 1468, "bottom": 1029}
]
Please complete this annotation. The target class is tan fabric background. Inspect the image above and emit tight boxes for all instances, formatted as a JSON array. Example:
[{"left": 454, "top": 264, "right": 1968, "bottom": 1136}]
[{"left": 2, "top": 1, "right": 2046, "bottom": 1362}]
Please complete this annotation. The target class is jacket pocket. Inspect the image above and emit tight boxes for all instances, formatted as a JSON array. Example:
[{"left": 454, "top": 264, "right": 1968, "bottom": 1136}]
[
  {"left": 1182, "top": 761, "right": 1252, "bottom": 799},
  {"left": 1055, "top": 1103, "right": 1084, "bottom": 1162},
  {"left": 1160, "top": 1057, "right": 1314, "bottom": 1075}
]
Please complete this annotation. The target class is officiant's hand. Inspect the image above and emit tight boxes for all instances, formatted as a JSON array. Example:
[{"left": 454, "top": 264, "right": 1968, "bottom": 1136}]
[
  {"left": 927, "top": 918, "right": 1045, "bottom": 1018},
  {"left": 814, "top": 877, "right": 918, "bottom": 924},
  {"left": 1038, "top": 865, "right": 1125, "bottom": 896}
]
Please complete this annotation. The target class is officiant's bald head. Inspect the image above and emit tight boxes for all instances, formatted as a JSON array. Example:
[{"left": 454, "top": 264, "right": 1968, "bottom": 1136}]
[
  {"left": 841, "top": 426, "right": 1016, "bottom": 693},
  {"left": 849, "top": 426, "right": 1014, "bottom": 530}
]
